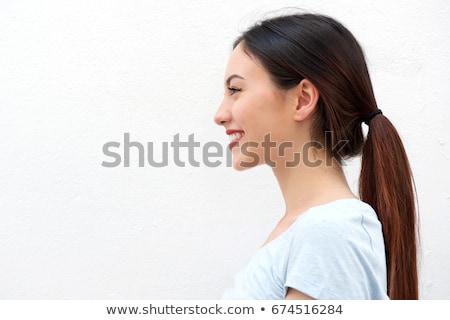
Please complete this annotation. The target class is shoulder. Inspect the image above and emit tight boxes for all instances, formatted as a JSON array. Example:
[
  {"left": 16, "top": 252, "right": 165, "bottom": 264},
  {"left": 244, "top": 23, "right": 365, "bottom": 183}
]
[
  {"left": 285, "top": 199, "right": 388, "bottom": 299},
  {"left": 300, "top": 198, "right": 377, "bottom": 222},
  {"left": 287, "top": 198, "right": 386, "bottom": 267},
  {"left": 292, "top": 198, "right": 381, "bottom": 242}
]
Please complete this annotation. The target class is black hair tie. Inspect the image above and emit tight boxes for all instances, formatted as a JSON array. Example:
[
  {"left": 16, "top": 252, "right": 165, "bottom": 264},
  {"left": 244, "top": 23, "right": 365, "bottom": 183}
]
[{"left": 363, "top": 109, "right": 382, "bottom": 125}]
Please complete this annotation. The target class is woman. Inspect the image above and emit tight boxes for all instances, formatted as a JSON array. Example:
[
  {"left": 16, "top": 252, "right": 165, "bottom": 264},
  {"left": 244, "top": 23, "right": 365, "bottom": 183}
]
[{"left": 214, "top": 13, "right": 418, "bottom": 300}]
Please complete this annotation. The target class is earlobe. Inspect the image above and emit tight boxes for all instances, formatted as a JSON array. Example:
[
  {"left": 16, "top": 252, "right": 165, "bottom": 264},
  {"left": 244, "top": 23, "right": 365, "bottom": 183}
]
[{"left": 293, "top": 79, "right": 319, "bottom": 122}]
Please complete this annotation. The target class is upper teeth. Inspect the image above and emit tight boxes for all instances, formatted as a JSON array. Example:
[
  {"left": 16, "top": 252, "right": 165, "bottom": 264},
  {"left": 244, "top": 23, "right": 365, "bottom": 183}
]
[{"left": 229, "top": 132, "right": 244, "bottom": 142}]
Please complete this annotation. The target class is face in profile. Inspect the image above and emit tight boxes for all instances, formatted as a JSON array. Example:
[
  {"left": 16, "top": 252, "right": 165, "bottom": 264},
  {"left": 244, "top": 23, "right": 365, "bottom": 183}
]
[{"left": 214, "top": 43, "right": 299, "bottom": 170}]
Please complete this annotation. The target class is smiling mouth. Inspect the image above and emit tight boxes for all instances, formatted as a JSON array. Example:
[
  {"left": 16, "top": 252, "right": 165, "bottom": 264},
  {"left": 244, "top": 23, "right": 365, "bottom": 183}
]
[{"left": 227, "top": 131, "right": 245, "bottom": 149}]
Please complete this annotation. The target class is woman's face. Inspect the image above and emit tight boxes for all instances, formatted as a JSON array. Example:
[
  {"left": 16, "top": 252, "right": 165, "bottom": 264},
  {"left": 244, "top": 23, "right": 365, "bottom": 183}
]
[{"left": 214, "top": 43, "right": 298, "bottom": 170}]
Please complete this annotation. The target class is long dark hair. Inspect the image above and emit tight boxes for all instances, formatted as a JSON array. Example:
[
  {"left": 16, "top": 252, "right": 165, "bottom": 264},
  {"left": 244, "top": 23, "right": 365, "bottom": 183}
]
[{"left": 234, "top": 13, "right": 418, "bottom": 299}]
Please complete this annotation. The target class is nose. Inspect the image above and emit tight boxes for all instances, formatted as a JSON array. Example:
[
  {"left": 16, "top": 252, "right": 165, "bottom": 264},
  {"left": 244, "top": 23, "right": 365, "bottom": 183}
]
[{"left": 214, "top": 99, "right": 231, "bottom": 126}]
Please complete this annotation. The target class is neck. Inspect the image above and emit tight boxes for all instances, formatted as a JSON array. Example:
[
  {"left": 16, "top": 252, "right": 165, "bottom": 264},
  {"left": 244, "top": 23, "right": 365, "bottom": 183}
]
[{"left": 271, "top": 151, "right": 356, "bottom": 219}]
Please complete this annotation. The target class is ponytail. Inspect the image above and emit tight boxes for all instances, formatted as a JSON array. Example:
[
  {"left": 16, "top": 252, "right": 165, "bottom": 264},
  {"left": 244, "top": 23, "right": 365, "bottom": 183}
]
[{"left": 359, "top": 114, "right": 418, "bottom": 299}]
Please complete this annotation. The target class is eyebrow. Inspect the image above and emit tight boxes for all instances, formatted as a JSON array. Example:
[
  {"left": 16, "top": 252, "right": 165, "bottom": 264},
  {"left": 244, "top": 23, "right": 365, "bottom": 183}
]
[{"left": 225, "top": 74, "right": 245, "bottom": 87}]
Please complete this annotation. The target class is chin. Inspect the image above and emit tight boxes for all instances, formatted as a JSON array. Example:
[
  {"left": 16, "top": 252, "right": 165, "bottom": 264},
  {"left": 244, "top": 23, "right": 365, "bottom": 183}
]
[
  {"left": 232, "top": 161, "right": 254, "bottom": 171},
  {"left": 231, "top": 148, "right": 262, "bottom": 171}
]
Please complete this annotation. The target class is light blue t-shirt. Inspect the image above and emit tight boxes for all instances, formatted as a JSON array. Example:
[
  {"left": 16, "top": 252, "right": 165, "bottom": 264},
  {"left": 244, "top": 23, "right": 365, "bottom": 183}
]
[{"left": 222, "top": 199, "right": 388, "bottom": 300}]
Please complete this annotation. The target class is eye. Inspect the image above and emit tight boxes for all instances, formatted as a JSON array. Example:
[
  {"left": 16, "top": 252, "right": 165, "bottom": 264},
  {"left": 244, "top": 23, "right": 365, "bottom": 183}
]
[{"left": 227, "top": 87, "right": 242, "bottom": 96}]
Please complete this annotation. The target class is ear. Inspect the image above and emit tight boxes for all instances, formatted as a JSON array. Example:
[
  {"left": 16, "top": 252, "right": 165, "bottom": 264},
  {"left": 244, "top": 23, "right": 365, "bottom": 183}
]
[{"left": 292, "top": 79, "right": 319, "bottom": 122}]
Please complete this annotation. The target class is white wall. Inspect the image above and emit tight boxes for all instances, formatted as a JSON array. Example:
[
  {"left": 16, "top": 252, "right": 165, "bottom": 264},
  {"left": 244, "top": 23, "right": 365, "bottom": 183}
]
[{"left": 1, "top": 0, "right": 449, "bottom": 299}]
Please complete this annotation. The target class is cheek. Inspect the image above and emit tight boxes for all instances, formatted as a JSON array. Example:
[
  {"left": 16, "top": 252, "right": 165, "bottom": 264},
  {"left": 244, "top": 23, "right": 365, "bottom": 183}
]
[
  {"left": 232, "top": 100, "right": 258, "bottom": 131},
  {"left": 233, "top": 90, "right": 286, "bottom": 137}
]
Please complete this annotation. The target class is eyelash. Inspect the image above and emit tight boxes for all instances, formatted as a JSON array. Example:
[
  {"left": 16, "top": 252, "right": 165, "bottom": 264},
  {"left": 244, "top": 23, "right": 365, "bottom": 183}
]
[{"left": 227, "top": 87, "right": 242, "bottom": 95}]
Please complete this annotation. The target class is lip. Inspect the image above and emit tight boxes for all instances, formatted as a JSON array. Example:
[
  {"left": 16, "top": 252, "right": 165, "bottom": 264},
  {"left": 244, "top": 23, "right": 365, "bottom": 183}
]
[
  {"left": 228, "top": 140, "right": 240, "bottom": 150},
  {"left": 226, "top": 129, "right": 244, "bottom": 135},
  {"left": 226, "top": 129, "right": 245, "bottom": 149}
]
